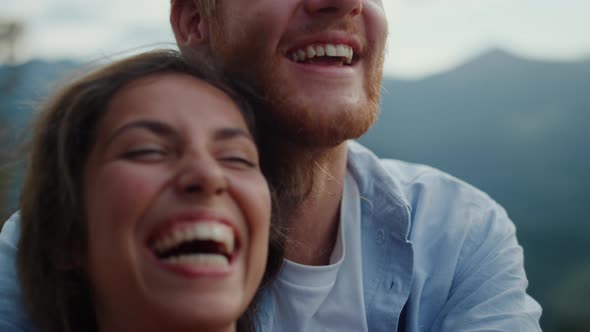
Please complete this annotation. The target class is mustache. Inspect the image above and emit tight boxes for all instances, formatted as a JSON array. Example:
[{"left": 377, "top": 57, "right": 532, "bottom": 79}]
[{"left": 299, "top": 19, "right": 368, "bottom": 49}]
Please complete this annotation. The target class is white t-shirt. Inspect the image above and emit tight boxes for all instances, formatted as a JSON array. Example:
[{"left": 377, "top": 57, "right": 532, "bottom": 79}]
[{"left": 266, "top": 172, "right": 368, "bottom": 332}]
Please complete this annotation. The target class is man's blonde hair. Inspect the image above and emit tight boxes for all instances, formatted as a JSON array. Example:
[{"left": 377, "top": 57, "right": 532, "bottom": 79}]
[
  {"left": 199, "top": 0, "right": 217, "bottom": 16},
  {"left": 172, "top": 0, "right": 216, "bottom": 16}
]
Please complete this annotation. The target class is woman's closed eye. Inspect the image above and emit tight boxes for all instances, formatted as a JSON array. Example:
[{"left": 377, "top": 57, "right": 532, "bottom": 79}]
[
  {"left": 122, "top": 146, "right": 168, "bottom": 162},
  {"left": 219, "top": 155, "right": 257, "bottom": 169}
]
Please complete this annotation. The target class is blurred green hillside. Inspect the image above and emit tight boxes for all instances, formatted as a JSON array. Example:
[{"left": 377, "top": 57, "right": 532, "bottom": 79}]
[
  {"left": 1, "top": 59, "right": 80, "bottom": 224},
  {"left": 360, "top": 48, "right": 590, "bottom": 331}
]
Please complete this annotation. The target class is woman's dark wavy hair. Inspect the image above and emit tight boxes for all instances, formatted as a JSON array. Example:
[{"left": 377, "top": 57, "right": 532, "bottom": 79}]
[{"left": 17, "top": 49, "right": 285, "bottom": 332}]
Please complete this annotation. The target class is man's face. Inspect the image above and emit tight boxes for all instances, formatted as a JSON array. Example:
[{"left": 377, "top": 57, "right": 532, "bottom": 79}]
[{"left": 205, "top": 0, "right": 388, "bottom": 147}]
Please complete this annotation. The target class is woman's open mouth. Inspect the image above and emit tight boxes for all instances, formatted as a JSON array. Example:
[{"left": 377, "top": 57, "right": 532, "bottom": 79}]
[{"left": 149, "top": 221, "right": 239, "bottom": 269}]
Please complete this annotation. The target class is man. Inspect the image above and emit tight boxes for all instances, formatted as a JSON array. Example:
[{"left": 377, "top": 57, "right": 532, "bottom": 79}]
[{"left": 0, "top": 0, "right": 542, "bottom": 331}]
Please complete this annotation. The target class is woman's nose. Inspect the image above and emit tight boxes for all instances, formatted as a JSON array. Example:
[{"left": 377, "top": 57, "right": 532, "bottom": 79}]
[
  {"left": 175, "top": 156, "right": 227, "bottom": 197},
  {"left": 304, "top": 0, "right": 363, "bottom": 18}
]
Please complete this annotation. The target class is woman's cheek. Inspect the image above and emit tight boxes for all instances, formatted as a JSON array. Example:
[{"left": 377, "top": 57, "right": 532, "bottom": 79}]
[
  {"left": 89, "top": 165, "right": 164, "bottom": 226},
  {"left": 230, "top": 172, "right": 271, "bottom": 223}
]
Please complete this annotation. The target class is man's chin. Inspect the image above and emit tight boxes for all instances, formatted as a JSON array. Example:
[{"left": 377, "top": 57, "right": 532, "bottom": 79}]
[
  {"left": 261, "top": 101, "right": 377, "bottom": 149},
  {"left": 292, "top": 127, "right": 368, "bottom": 148},
  {"left": 259, "top": 69, "right": 380, "bottom": 148}
]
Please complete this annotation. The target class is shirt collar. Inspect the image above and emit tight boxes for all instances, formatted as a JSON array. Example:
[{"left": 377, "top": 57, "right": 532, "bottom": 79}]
[{"left": 346, "top": 140, "right": 412, "bottom": 241}]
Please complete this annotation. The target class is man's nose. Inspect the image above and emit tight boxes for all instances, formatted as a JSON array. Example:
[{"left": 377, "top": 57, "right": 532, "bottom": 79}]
[
  {"left": 304, "top": 0, "right": 363, "bottom": 18},
  {"left": 175, "top": 156, "right": 227, "bottom": 197}
]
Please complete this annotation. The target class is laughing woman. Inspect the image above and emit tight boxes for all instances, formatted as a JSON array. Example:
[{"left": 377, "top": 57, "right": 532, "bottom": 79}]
[{"left": 16, "top": 50, "right": 283, "bottom": 332}]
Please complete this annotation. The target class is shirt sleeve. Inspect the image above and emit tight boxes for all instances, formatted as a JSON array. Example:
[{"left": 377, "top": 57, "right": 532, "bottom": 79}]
[
  {"left": 431, "top": 203, "right": 543, "bottom": 331},
  {"left": 0, "top": 212, "right": 38, "bottom": 331}
]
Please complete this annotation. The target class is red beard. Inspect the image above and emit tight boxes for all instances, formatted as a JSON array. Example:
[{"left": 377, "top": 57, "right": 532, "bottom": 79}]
[{"left": 208, "top": 15, "right": 384, "bottom": 148}]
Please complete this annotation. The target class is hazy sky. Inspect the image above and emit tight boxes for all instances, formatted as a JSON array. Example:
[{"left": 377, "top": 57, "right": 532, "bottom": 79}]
[{"left": 2, "top": 0, "right": 590, "bottom": 78}]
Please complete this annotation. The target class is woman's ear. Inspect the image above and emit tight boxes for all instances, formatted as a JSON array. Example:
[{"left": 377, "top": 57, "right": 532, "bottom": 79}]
[{"left": 170, "top": 0, "right": 211, "bottom": 49}]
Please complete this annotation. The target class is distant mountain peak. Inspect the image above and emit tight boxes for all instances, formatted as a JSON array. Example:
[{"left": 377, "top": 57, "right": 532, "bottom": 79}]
[
  {"left": 457, "top": 47, "right": 590, "bottom": 73},
  {"left": 438, "top": 47, "right": 544, "bottom": 79},
  {"left": 477, "top": 47, "right": 521, "bottom": 60},
  {"left": 460, "top": 47, "right": 526, "bottom": 69}
]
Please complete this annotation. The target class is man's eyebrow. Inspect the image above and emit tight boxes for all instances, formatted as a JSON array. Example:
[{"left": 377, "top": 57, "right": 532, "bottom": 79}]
[
  {"left": 213, "top": 127, "right": 255, "bottom": 142},
  {"left": 105, "top": 120, "right": 176, "bottom": 146}
]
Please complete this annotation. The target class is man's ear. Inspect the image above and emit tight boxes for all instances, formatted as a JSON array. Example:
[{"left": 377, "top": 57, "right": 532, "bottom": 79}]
[{"left": 170, "top": 0, "right": 211, "bottom": 48}]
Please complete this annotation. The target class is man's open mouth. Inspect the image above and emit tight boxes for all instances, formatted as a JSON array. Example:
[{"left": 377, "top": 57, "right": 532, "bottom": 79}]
[
  {"left": 149, "top": 222, "right": 238, "bottom": 268},
  {"left": 288, "top": 43, "right": 358, "bottom": 66}
]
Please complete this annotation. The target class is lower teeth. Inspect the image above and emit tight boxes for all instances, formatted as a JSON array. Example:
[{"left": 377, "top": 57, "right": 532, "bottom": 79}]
[{"left": 163, "top": 254, "right": 229, "bottom": 267}]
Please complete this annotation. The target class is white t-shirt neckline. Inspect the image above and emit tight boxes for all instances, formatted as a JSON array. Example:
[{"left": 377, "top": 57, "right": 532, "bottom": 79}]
[{"left": 268, "top": 171, "right": 369, "bottom": 331}]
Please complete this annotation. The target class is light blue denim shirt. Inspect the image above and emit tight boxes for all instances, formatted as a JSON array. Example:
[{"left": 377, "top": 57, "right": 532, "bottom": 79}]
[
  {"left": 0, "top": 212, "right": 34, "bottom": 331},
  {"left": 259, "top": 141, "right": 542, "bottom": 331},
  {"left": 0, "top": 141, "right": 542, "bottom": 331}
]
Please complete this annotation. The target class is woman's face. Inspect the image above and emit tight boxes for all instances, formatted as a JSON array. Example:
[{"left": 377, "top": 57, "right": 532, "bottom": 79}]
[{"left": 83, "top": 73, "right": 270, "bottom": 331}]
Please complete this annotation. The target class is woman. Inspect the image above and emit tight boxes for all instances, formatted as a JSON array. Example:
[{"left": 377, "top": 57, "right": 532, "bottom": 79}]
[{"left": 17, "top": 50, "right": 283, "bottom": 332}]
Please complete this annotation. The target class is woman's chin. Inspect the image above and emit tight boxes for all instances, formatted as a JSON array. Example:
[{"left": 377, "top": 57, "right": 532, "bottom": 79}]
[
  {"left": 141, "top": 278, "right": 248, "bottom": 329},
  {"left": 119, "top": 296, "right": 243, "bottom": 332}
]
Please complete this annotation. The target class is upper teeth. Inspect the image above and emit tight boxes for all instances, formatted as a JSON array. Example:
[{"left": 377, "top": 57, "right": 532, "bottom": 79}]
[
  {"left": 290, "top": 44, "right": 354, "bottom": 64},
  {"left": 153, "top": 222, "right": 235, "bottom": 255}
]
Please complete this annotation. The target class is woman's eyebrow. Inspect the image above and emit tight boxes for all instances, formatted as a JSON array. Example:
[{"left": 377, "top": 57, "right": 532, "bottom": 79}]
[
  {"left": 105, "top": 120, "right": 177, "bottom": 146},
  {"left": 213, "top": 128, "right": 254, "bottom": 142}
]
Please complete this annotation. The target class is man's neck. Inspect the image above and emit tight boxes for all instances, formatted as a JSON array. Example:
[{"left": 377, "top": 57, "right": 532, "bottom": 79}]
[{"left": 280, "top": 142, "right": 349, "bottom": 266}]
